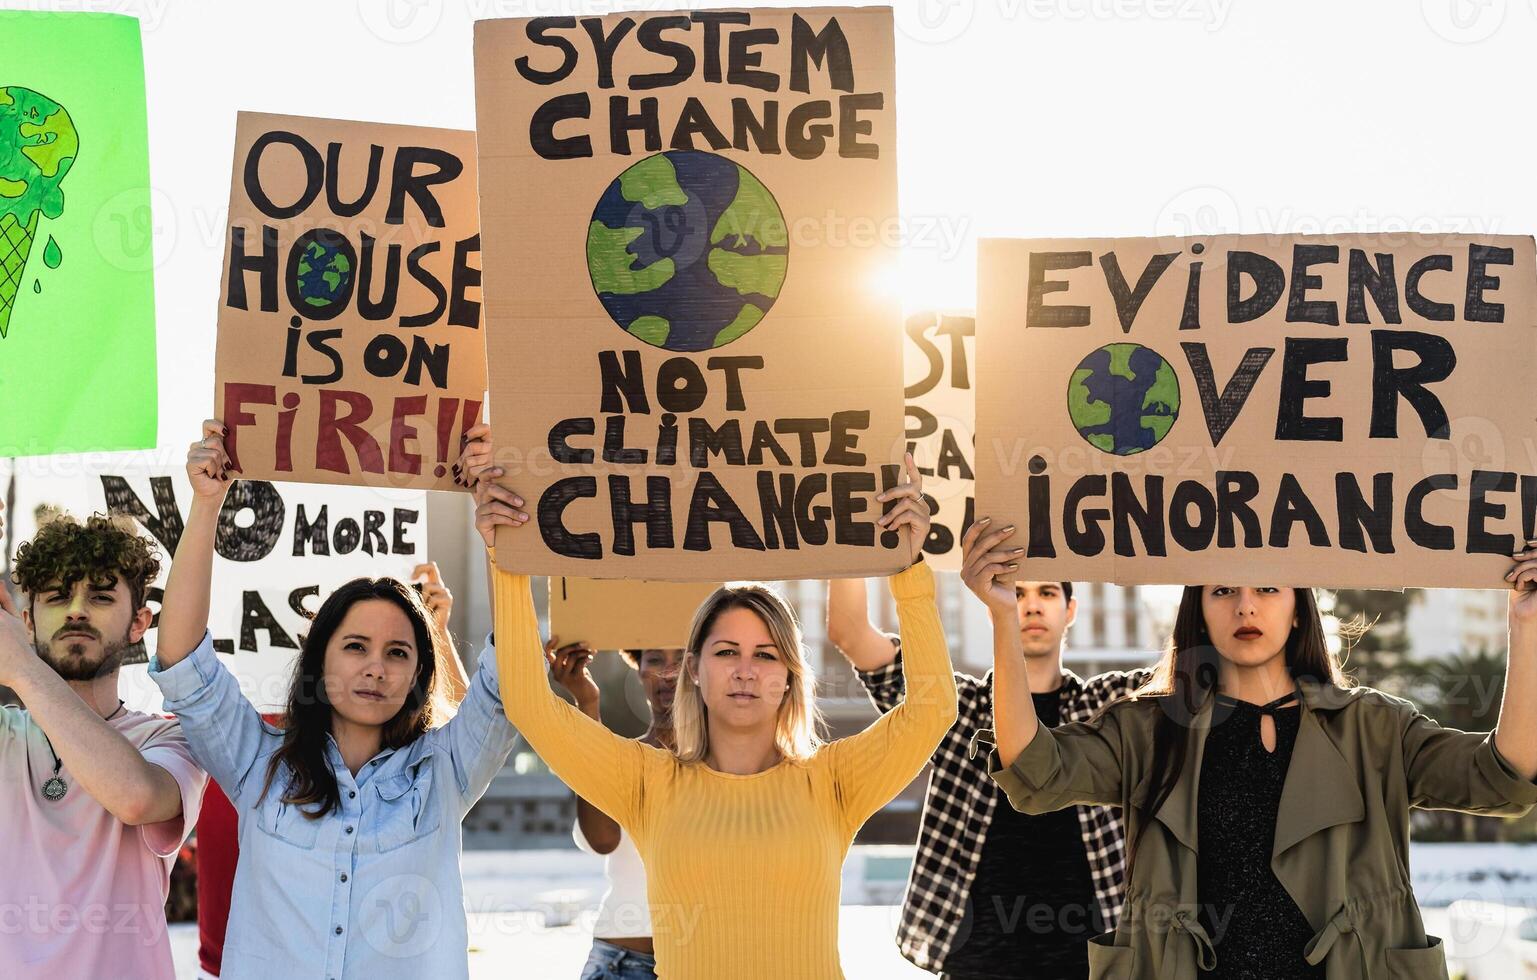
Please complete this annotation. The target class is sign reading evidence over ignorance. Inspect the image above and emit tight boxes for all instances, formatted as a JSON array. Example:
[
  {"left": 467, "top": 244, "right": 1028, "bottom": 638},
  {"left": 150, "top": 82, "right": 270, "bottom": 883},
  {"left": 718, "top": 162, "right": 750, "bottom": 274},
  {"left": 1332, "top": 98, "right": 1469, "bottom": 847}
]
[
  {"left": 977, "top": 234, "right": 1537, "bottom": 590},
  {"left": 474, "top": 7, "right": 908, "bottom": 581}
]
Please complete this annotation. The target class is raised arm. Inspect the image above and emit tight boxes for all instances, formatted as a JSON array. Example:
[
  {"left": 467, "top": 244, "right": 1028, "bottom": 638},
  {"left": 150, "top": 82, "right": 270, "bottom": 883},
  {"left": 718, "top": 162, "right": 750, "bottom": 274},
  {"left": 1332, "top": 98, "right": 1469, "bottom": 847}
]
[
  {"left": 825, "top": 455, "right": 957, "bottom": 827},
  {"left": 423, "top": 641, "right": 522, "bottom": 817},
  {"left": 0, "top": 610, "right": 188, "bottom": 826},
  {"left": 547, "top": 636, "right": 622, "bottom": 855},
  {"left": 1494, "top": 539, "right": 1537, "bottom": 782},
  {"left": 826, "top": 577, "right": 899, "bottom": 672},
  {"left": 148, "top": 423, "right": 271, "bottom": 804},
  {"left": 826, "top": 560, "right": 958, "bottom": 829},
  {"left": 1394, "top": 541, "right": 1537, "bottom": 817},
  {"left": 157, "top": 420, "right": 231, "bottom": 667},
  {"left": 961, "top": 517, "right": 1037, "bottom": 768},
  {"left": 493, "top": 567, "right": 648, "bottom": 830},
  {"left": 466, "top": 434, "right": 648, "bottom": 830},
  {"left": 414, "top": 561, "right": 470, "bottom": 706}
]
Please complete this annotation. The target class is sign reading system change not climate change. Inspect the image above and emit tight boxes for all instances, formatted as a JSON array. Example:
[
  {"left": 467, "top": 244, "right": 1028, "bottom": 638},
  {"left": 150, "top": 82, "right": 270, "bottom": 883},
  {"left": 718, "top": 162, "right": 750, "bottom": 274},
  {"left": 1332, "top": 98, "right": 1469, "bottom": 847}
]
[{"left": 474, "top": 7, "right": 907, "bottom": 581}]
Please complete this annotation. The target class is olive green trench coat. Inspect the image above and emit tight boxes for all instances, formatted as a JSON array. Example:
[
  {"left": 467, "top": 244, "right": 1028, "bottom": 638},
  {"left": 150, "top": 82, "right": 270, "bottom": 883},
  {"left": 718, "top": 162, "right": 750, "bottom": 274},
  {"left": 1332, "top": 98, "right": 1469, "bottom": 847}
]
[{"left": 982, "top": 680, "right": 1537, "bottom": 979}]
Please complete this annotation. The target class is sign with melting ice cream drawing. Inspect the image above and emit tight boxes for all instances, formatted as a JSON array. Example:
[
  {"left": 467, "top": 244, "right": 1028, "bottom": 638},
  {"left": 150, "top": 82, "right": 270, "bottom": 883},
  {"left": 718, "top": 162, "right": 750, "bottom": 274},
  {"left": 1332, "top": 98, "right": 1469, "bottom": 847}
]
[
  {"left": 0, "top": 86, "right": 74, "bottom": 340},
  {"left": 0, "top": 12, "right": 158, "bottom": 456}
]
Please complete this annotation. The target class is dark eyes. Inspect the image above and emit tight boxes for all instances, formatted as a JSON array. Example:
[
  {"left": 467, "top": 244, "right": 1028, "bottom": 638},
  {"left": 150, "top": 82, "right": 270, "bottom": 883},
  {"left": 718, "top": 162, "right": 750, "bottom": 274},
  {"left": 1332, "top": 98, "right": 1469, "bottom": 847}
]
[{"left": 345, "top": 641, "right": 410, "bottom": 659}]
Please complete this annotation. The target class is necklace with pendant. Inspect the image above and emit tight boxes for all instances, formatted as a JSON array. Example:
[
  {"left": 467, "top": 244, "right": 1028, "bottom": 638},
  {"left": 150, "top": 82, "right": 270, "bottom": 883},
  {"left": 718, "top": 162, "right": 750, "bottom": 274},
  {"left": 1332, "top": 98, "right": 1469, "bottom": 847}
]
[{"left": 40, "top": 701, "right": 126, "bottom": 802}]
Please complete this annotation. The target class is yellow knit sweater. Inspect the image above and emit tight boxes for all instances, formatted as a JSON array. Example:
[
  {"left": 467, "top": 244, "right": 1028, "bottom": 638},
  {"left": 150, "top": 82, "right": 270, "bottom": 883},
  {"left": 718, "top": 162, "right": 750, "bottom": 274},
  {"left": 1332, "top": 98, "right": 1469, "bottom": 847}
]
[{"left": 494, "top": 561, "right": 956, "bottom": 979}]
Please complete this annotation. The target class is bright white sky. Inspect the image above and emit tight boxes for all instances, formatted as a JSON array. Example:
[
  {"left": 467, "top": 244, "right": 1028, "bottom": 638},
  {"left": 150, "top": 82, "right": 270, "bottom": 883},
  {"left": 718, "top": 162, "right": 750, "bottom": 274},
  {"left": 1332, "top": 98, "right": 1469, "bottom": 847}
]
[
  {"left": 3, "top": 0, "right": 1526, "bottom": 660},
  {"left": 55, "top": 0, "right": 1531, "bottom": 445}
]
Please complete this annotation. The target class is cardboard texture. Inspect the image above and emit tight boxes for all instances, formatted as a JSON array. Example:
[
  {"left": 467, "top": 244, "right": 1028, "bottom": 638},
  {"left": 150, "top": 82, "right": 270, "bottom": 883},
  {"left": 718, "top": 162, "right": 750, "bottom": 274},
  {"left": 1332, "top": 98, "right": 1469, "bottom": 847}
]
[
  {"left": 550, "top": 577, "right": 722, "bottom": 650},
  {"left": 976, "top": 234, "right": 1537, "bottom": 591},
  {"left": 9, "top": 455, "right": 427, "bottom": 712},
  {"left": 474, "top": 7, "right": 907, "bottom": 581},
  {"left": 905, "top": 309, "right": 975, "bottom": 571},
  {"left": 0, "top": 12, "right": 158, "bottom": 456},
  {"left": 215, "top": 112, "right": 485, "bottom": 492}
]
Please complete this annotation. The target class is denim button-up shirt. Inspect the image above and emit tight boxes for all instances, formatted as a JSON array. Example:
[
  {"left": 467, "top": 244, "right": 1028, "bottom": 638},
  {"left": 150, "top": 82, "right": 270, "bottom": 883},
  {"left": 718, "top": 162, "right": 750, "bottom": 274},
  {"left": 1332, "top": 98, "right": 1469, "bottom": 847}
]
[{"left": 151, "top": 633, "right": 520, "bottom": 980}]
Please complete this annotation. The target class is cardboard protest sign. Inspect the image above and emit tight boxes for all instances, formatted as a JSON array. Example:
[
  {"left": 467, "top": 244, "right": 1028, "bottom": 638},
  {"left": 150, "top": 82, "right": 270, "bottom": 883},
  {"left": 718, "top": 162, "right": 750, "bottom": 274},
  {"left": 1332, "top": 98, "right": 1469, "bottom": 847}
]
[
  {"left": 9, "top": 455, "right": 427, "bottom": 711},
  {"left": 905, "top": 310, "right": 975, "bottom": 571},
  {"left": 473, "top": 7, "right": 907, "bottom": 581},
  {"left": 550, "top": 577, "right": 721, "bottom": 650},
  {"left": 215, "top": 112, "right": 485, "bottom": 492},
  {"left": 0, "top": 12, "right": 157, "bottom": 457},
  {"left": 976, "top": 234, "right": 1537, "bottom": 590}
]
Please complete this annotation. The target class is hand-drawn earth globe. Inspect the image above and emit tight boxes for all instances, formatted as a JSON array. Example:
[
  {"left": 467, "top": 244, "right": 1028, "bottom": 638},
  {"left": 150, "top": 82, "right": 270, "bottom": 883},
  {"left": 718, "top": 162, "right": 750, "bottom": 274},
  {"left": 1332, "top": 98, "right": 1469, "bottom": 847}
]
[
  {"left": 1068, "top": 342, "right": 1180, "bottom": 455},
  {"left": 586, "top": 149, "right": 788, "bottom": 352},
  {"left": 294, "top": 236, "right": 353, "bottom": 311}
]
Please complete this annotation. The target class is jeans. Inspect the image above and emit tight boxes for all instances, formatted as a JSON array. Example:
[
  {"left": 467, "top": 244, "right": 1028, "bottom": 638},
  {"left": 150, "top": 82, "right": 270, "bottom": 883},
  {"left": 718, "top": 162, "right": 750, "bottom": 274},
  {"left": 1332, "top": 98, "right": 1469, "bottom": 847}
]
[{"left": 579, "top": 938, "right": 658, "bottom": 980}]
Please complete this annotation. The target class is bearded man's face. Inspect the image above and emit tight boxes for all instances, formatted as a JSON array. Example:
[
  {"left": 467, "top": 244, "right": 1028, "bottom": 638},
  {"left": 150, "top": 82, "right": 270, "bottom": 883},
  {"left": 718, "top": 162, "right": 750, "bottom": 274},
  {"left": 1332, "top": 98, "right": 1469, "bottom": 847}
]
[{"left": 26, "top": 578, "right": 143, "bottom": 681}]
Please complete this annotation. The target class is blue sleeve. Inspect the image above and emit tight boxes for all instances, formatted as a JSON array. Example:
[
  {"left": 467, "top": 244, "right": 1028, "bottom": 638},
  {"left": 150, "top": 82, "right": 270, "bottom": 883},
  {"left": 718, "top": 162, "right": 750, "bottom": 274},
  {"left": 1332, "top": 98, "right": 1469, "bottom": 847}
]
[
  {"left": 427, "top": 642, "right": 522, "bottom": 816},
  {"left": 148, "top": 632, "right": 276, "bottom": 809}
]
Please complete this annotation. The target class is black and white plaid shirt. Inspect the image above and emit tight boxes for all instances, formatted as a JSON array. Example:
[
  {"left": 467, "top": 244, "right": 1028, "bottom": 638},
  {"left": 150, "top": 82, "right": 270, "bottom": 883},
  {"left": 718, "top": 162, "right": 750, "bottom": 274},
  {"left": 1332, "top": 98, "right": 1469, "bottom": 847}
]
[{"left": 856, "top": 646, "right": 1153, "bottom": 975}]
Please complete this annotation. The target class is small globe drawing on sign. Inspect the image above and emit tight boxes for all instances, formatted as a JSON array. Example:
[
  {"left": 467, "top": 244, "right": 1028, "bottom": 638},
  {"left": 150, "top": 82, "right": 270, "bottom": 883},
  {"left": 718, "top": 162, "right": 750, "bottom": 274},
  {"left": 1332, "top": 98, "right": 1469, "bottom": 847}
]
[
  {"left": 1067, "top": 342, "right": 1180, "bottom": 455},
  {"left": 586, "top": 149, "right": 789, "bottom": 352},
  {"left": 294, "top": 235, "right": 353, "bottom": 310}
]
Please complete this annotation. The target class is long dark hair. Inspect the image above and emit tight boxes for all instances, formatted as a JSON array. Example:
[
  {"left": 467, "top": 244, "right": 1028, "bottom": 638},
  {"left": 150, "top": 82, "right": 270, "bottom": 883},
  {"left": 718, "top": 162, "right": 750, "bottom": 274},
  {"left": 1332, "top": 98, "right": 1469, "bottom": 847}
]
[
  {"left": 1127, "top": 586, "right": 1348, "bottom": 866},
  {"left": 260, "top": 577, "right": 448, "bottom": 819}
]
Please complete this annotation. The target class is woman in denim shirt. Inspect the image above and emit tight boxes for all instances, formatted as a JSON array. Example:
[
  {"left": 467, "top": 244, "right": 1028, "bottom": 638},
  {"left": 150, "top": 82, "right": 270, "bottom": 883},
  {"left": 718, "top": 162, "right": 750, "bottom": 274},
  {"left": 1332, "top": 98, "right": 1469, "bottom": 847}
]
[{"left": 149, "top": 421, "right": 521, "bottom": 979}]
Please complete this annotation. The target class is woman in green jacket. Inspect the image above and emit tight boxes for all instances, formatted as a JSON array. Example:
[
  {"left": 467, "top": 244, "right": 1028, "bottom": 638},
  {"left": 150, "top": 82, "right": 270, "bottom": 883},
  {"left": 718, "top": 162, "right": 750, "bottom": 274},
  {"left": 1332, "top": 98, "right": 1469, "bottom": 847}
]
[{"left": 962, "top": 519, "right": 1537, "bottom": 979}]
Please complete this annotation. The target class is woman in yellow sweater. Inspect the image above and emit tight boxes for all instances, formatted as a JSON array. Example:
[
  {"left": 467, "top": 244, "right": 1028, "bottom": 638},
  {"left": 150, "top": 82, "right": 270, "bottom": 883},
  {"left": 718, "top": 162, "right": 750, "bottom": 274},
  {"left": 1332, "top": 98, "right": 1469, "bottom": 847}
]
[{"left": 467, "top": 442, "right": 958, "bottom": 978}]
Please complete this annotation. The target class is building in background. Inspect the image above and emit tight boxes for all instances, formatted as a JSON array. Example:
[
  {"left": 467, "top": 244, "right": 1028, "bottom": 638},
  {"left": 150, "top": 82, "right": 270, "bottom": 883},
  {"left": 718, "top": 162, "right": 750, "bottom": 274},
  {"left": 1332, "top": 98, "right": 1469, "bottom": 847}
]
[{"left": 1405, "top": 589, "right": 1509, "bottom": 661}]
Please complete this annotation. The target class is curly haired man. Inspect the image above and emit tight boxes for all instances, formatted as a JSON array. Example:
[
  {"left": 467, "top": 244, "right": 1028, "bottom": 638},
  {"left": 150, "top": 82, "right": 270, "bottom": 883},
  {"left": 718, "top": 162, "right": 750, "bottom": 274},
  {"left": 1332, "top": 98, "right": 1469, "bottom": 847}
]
[{"left": 0, "top": 513, "right": 207, "bottom": 980}]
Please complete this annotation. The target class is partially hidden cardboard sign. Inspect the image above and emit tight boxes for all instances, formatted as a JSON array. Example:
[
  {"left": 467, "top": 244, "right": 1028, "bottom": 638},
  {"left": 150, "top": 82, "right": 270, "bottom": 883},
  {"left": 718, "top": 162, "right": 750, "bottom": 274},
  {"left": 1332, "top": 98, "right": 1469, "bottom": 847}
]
[
  {"left": 10, "top": 455, "right": 427, "bottom": 711},
  {"left": 550, "top": 577, "right": 721, "bottom": 650},
  {"left": 474, "top": 7, "right": 907, "bottom": 581},
  {"left": 905, "top": 310, "right": 975, "bottom": 571},
  {"left": 0, "top": 12, "right": 157, "bottom": 457},
  {"left": 215, "top": 112, "right": 485, "bottom": 492},
  {"left": 976, "top": 234, "right": 1537, "bottom": 590}
]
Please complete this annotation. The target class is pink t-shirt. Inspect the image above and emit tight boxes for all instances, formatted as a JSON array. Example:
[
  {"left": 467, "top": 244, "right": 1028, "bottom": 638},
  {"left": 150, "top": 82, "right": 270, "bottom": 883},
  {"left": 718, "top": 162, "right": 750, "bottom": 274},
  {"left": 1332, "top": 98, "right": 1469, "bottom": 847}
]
[{"left": 0, "top": 702, "right": 207, "bottom": 980}]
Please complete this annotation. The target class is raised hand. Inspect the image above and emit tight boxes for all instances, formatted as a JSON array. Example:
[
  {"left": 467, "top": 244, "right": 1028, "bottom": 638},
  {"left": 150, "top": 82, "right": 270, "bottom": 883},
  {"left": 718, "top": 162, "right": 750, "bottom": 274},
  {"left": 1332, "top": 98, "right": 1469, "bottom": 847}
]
[
  {"left": 0, "top": 515, "right": 17, "bottom": 617},
  {"left": 187, "top": 419, "right": 234, "bottom": 500},
  {"left": 960, "top": 517, "right": 1025, "bottom": 618},
  {"left": 544, "top": 636, "right": 600, "bottom": 712},
  {"left": 1508, "top": 538, "right": 1537, "bottom": 623},
  {"left": 412, "top": 562, "right": 454, "bottom": 635},
  {"left": 475, "top": 483, "right": 529, "bottom": 550},
  {"left": 451, "top": 420, "right": 531, "bottom": 549},
  {"left": 876, "top": 452, "right": 932, "bottom": 565},
  {"left": 453, "top": 421, "right": 494, "bottom": 489},
  {"left": 0, "top": 594, "right": 37, "bottom": 688}
]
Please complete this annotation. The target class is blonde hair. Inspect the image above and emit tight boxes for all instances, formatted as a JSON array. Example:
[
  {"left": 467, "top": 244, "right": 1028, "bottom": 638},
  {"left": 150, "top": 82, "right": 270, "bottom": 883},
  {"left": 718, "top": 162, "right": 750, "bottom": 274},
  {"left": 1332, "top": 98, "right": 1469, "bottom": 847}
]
[{"left": 672, "top": 583, "right": 823, "bottom": 764}]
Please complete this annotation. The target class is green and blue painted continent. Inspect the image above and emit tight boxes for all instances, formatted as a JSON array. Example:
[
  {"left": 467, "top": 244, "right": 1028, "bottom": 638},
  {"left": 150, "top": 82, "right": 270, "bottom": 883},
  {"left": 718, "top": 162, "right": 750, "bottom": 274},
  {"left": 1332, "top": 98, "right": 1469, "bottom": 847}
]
[
  {"left": 586, "top": 150, "right": 788, "bottom": 352},
  {"left": 1068, "top": 342, "right": 1180, "bottom": 455}
]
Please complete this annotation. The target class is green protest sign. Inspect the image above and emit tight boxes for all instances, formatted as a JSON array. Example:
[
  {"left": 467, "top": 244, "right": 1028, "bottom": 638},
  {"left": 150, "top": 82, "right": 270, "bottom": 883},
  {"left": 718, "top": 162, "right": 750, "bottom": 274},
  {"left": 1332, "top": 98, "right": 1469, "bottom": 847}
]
[{"left": 0, "top": 11, "right": 156, "bottom": 456}]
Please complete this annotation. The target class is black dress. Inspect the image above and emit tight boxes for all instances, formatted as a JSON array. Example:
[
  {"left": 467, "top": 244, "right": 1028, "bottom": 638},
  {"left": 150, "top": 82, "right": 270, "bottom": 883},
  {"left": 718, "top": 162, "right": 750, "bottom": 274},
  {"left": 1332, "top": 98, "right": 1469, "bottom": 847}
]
[{"left": 1196, "top": 691, "right": 1323, "bottom": 980}]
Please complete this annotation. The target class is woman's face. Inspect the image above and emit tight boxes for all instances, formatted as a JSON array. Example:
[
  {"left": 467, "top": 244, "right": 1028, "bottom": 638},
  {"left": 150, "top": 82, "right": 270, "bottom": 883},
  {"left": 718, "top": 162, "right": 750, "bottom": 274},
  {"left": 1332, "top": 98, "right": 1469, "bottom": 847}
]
[
  {"left": 636, "top": 647, "right": 683, "bottom": 718},
  {"left": 1200, "top": 586, "right": 1298, "bottom": 669},
  {"left": 689, "top": 607, "right": 790, "bottom": 736},
  {"left": 321, "top": 598, "right": 421, "bottom": 728}
]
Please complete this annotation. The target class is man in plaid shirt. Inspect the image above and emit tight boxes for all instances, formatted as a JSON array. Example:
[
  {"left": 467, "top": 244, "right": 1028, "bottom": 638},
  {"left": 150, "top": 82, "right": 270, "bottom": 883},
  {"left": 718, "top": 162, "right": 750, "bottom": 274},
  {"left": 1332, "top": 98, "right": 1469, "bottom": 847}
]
[{"left": 829, "top": 572, "right": 1153, "bottom": 979}]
